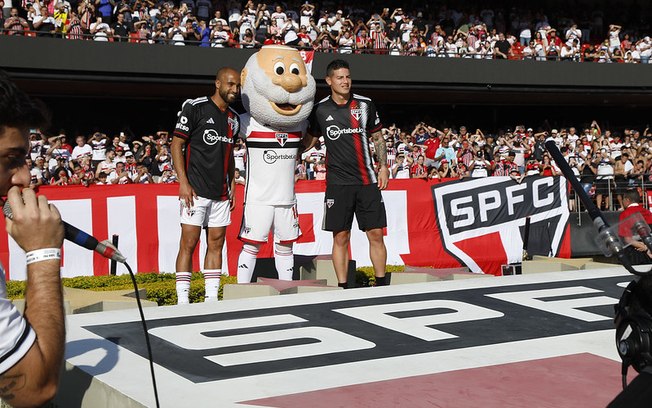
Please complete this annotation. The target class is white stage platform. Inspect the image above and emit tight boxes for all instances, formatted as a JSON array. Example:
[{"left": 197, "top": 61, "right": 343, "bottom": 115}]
[{"left": 57, "top": 267, "right": 634, "bottom": 407}]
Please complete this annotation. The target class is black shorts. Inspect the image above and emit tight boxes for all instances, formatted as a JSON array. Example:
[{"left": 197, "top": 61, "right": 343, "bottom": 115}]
[
  {"left": 323, "top": 184, "right": 387, "bottom": 232},
  {"left": 595, "top": 178, "right": 614, "bottom": 195}
]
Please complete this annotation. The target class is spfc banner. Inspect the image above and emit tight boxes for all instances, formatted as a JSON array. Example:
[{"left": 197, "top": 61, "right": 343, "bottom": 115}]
[
  {"left": 1, "top": 178, "right": 573, "bottom": 280},
  {"left": 432, "top": 176, "right": 570, "bottom": 274}
]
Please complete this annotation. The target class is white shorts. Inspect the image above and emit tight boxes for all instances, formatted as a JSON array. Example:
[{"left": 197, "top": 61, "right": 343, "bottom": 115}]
[
  {"left": 179, "top": 196, "right": 231, "bottom": 228},
  {"left": 238, "top": 203, "right": 301, "bottom": 244}
]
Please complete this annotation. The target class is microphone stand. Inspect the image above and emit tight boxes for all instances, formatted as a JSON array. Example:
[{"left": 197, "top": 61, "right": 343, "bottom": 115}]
[{"left": 544, "top": 140, "right": 651, "bottom": 276}]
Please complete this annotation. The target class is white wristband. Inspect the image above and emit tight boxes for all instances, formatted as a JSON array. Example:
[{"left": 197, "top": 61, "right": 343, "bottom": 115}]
[{"left": 25, "top": 248, "right": 61, "bottom": 265}]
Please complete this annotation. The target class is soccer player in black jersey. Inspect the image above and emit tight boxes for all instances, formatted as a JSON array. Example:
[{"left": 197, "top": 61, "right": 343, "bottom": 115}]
[
  {"left": 171, "top": 67, "right": 240, "bottom": 304},
  {"left": 309, "top": 59, "right": 389, "bottom": 288}
]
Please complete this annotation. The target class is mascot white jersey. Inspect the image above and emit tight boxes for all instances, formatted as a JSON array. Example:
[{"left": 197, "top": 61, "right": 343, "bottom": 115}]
[{"left": 237, "top": 45, "right": 316, "bottom": 283}]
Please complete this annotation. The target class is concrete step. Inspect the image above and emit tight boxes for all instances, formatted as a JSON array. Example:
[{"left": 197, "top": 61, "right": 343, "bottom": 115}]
[
  {"left": 391, "top": 266, "right": 488, "bottom": 284},
  {"left": 12, "top": 287, "right": 158, "bottom": 315},
  {"left": 223, "top": 278, "right": 343, "bottom": 300},
  {"left": 222, "top": 283, "right": 281, "bottom": 300},
  {"left": 300, "top": 256, "right": 356, "bottom": 287}
]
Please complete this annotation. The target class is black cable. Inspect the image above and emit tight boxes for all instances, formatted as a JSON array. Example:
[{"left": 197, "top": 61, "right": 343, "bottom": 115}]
[{"left": 124, "top": 262, "right": 161, "bottom": 408}]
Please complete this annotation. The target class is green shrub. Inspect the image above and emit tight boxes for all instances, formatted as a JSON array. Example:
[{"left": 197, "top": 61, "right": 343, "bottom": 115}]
[
  {"left": 8, "top": 272, "right": 238, "bottom": 306},
  {"left": 356, "top": 265, "right": 404, "bottom": 286},
  {"left": 6, "top": 280, "right": 26, "bottom": 300}
]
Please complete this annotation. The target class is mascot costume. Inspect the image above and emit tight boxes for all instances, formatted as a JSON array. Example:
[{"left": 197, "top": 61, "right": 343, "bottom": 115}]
[{"left": 236, "top": 45, "right": 316, "bottom": 282}]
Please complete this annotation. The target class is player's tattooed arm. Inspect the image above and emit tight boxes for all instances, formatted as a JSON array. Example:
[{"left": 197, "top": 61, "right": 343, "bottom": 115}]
[
  {"left": 0, "top": 373, "right": 25, "bottom": 403},
  {"left": 372, "top": 130, "right": 388, "bottom": 169},
  {"left": 372, "top": 130, "right": 389, "bottom": 190}
]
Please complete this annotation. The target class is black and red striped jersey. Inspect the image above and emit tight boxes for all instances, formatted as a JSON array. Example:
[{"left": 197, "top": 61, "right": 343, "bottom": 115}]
[
  {"left": 311, "top": 94, "right": 383, "bottom": 185},
  {"left": 173, "top": 96, "right": 240, "bottom": 201}
]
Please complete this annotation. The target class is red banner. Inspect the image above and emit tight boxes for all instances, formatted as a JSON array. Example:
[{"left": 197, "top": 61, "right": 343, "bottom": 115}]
[{"left": 1, "top": 178, "right": 571, "bottom": 280}]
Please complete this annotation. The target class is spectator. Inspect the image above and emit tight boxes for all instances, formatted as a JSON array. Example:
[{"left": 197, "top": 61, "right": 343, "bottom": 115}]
[
  {"left": 90, "top": 15, "right": 112, "bottom": 41},
  {"left": 108, "top": 161, "right": 131, "bottom": 184},
  {"left": 133, "top": 163, "right": 152, "bottom": 183},
  {"left": 95, "top": 149, "right": 116, "bottom": 177},
  {"left": 614, "top": 152, "right": 634, "bottom": 210},
  {"left": 112, "top": 12, "right": 129, "bottom": 41},
  {"left": 4, "top": 7, "right": 29, "bottom": 35},
  {"left": 210, "top": 21, "right": 230, "bottom": 47},
  {"left": 31, "top": 156, "right": 49, "bottom": 186},
  {"left": 391, "top": 154, "right": 410, "bottom": 179},
  {"left": 608, "top": 24, "right": 622, "bottom": 54},
  {"left": 159, "top": 164, "right": 177, "bottom": 183},
  {"left": 95, "top": 171, "right": 109, "bottom": 185},
  {"left": 410, "top": 155, "right": 428, "bottom": 179},
  {"left": 469, "top": 149, "right": 492, "bottom": 177},
  {"left": 438, "top": 159, "right": 457, "bottom": 178},
  {"left": 95, "top": 0, "right": 114, "bottom": 24},
  {"left": 233, "top": 141, "right": 246, "bottom": 176},
  {"left": 77, "top": 0, "right": 95, "bottom": 31},
  {"left": 71, "top": 135, "right": 92, "bottom": 161},
  {"left": 313, "top": 158, "right": 327, "bottom": 180},
  {"left": 434, "top": 135, "right": 456, "bottom": 166},
  {"left": 50, "top": 167, "right": 70, "bottom": 186},
  {"left": 295, "top": 161, "right": 307, "bottom": 181},
  {"left": 114, "top": 146, "right": 126, "bottom": 163},
  {"left": 593, "top": 150, "right": 615, "bottom": 210},
  {"left": 33, "top": 8, "right": 57, "bottom": 37},
  {"left": 168, "top": 16, "right": 187, "bottom": 45},
  {"left": 493, "top": 32, "right": 512, "bottom": 59}
]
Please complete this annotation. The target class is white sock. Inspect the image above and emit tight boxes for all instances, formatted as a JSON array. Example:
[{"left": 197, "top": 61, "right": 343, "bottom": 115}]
[
  {"left": 176, "top": 272, "right": 191, "bottom": 305},
  {"left": 274, "top": 243, "right": 294, "bottom": 281},
  {"left": 203, "top": 269, "right": 221, "bottom": 300},
  {"left": 237, "top": 244, "right": 259, "bottom": 283}
]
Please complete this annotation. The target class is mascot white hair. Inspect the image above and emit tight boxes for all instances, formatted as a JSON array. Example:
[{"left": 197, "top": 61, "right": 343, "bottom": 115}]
[
  {"left": 236, "top": 46, "right": 316, "bottom": 284},
  {"left": 241, "top": 45, "right": 316, "bottom": 130}
]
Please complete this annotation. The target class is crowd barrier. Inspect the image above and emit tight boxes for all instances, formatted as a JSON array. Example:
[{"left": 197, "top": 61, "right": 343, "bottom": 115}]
[{"left": 1, "top": 176, "right": 576, "bottom": 281}]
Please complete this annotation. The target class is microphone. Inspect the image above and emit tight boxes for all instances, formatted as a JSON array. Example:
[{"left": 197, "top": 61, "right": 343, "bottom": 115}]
[
  {"left": 3, "top": 201, "right": 126, "bottom": 264},
  {"left": 633, "top": 219, "right": 652, "bottom": 253},
  {"left": 544, "top": 139, "right": 635, "bottom": 273}
]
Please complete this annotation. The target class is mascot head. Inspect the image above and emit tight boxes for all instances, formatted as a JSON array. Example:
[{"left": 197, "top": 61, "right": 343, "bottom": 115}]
[{"left": 241, "top": 45, "right": 316, "bottom": 130}]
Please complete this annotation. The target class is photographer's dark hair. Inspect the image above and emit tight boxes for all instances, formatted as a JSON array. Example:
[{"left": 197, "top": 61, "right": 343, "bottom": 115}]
[
  {"left": 326, "top": 59, "right": 350, "bottom": 77},
  {"left": 624, "top": 189, "right": 642, "bottom": 205},
  {"left": 0, "top": 72, "right": 48, "bottom": 134}
]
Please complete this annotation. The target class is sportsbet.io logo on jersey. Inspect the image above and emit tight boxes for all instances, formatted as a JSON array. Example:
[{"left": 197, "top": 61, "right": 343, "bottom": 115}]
[
  {"left": 263, "top": 150, "right": 297, "bottom": 164},
  {"left": 326, "top": 125, "right": 365, "bottom": 141},
  {"left": 203, "top": 129, "right": 233, "bottom": 146},
  {"left": 176, "top": 115, "right": 190, "bottom": 132}
]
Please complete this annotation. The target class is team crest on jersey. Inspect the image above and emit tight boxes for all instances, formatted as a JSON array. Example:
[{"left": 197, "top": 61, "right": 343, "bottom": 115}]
[
  {"left": 326, "top": 199, "right": 335, "bottom": 208},
  {"left": 275, "top": 133, "right": 288, "bottom": 146},
  {"left": 351, "top": 109, "right": 363, "bottom": 121}
]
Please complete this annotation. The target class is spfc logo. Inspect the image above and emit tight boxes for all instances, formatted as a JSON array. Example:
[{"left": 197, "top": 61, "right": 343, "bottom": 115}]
[
  {"left": 275, "top": 133, "right": 288, "bottom": 147},
  {"left": 351, "top": 109, "right": 362, "bottom": 121},
  {"left": 326, "top": 199, "right": 335, "bottom": 208}
]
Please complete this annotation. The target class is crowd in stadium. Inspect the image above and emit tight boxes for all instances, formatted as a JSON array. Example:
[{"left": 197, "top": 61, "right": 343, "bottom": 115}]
[
  {"left": 25, "top": 118, "right": 652, "bottom": 211},
  {"left": 2, "top": 0, "right": 652, "bottom": 61}
]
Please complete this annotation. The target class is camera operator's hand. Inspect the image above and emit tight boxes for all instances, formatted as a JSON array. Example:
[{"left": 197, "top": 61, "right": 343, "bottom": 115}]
[{"left": 4, "top": 187, "right": 64, "bottom": 253}]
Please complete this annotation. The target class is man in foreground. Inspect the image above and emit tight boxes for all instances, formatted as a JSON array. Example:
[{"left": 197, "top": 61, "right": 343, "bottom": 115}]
[{"left": 0, "top": 74, "right": 66, "bottom": 406}]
